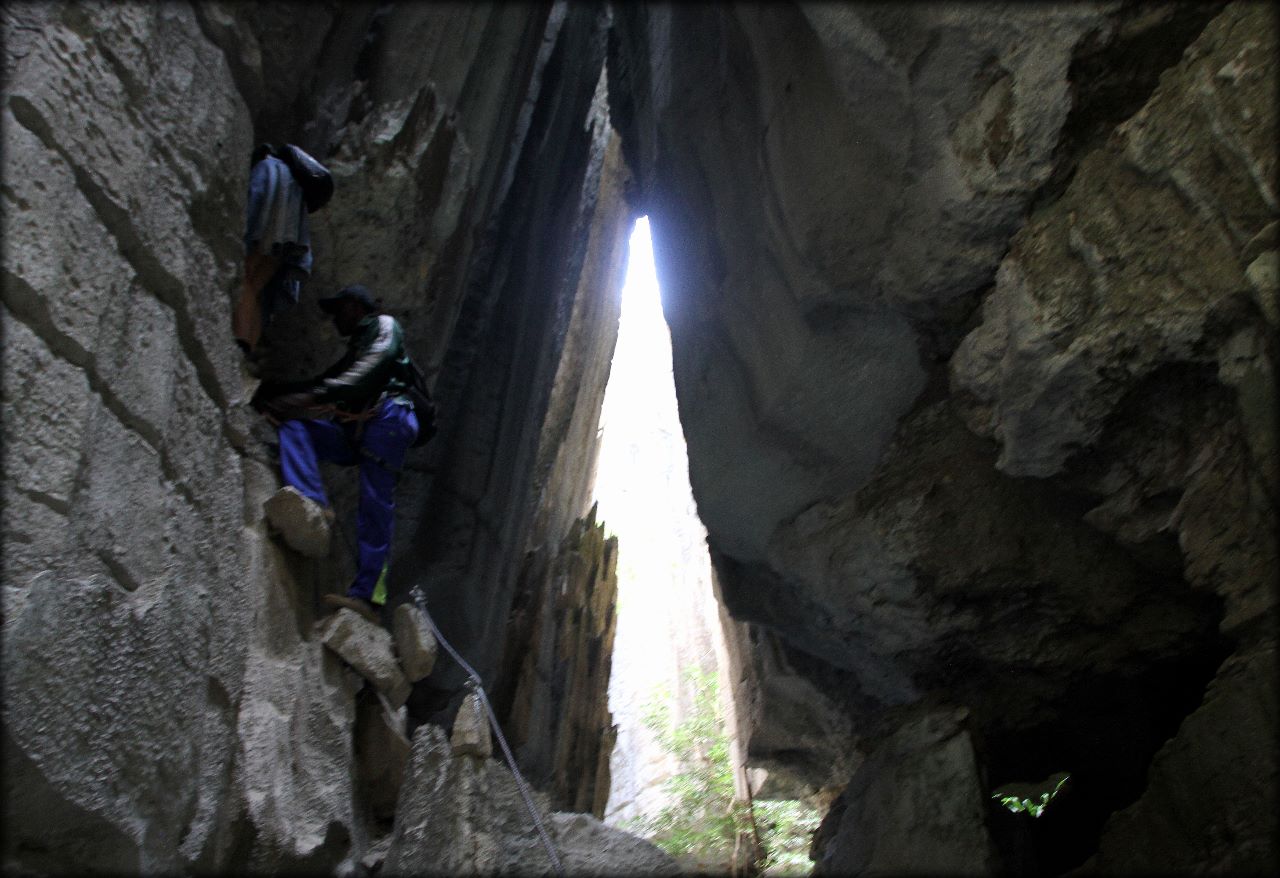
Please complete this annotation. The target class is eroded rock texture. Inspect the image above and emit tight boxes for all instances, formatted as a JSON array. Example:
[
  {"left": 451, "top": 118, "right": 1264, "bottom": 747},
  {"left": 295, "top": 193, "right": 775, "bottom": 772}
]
[
  {"left": 496, "top": 506, "right": 620, "bottom": 817},
  {"left": 811, "top": 707, "right": 997, "bottom": 875},
  {"left": 4, "top": 1, "right": 628, "bottom": 872},
  {"left": 611, "top": 1, "right": 1276, "bottom": 873},
  {"left": 383, "top": 724, "right": 677, "bottom": 877},
  {"left": 3, "top": 3, "right": 258, "bottom": 872},
  {"left": 3, "top": 0, "right": 1276, "bottom": 874}
]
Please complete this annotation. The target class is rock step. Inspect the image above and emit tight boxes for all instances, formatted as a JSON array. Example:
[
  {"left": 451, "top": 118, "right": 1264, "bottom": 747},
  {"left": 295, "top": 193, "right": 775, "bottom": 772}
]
[
  {"left": 316, "top": 608, "right": 412, "bottom": 708},
  {"left": 393, "top": 601, "right": 438, "bottom": 682}
]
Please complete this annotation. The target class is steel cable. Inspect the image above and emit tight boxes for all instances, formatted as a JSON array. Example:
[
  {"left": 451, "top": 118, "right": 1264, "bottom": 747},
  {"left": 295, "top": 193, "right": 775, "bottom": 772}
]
[{"left": 409, "top": 586, "right": 566, "bottom": 876}]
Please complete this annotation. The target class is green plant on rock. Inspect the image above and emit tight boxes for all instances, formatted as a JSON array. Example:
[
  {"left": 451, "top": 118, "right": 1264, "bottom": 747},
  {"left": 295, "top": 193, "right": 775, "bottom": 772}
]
[
  {"left": 755, "top": 799, "right": 822, "bottom": 873},
  {"left": 628, "top": 666, "right": 819, "bottom": 875}
]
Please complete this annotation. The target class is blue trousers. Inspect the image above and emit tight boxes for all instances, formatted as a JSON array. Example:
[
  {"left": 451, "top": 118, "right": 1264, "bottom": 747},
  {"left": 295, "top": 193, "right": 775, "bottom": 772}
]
[{"left": 278, "top": 399, "right": 418, "bottom": 601}]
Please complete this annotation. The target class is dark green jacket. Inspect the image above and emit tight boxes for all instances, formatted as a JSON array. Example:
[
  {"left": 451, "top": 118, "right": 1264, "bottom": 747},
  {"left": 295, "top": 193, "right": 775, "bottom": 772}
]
[{"left": 312, "top": 314, "right": 411, "bottom": 413}]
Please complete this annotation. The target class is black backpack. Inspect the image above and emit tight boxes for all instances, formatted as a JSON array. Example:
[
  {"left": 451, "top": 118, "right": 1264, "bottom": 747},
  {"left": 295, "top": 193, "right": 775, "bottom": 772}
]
[
  {"left": 404, "top": 359, "right": 438, "bottom": 448},
  {"left": 277, "top": 143, "right": 334, "bottom": 213}
]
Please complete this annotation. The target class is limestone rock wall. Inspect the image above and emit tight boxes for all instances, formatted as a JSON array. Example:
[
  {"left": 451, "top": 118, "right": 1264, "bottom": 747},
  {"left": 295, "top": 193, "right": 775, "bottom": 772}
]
[
  {"left": 611, "top": 1, "right": 1275, "bottom": 873},
  {"left": 3, "top": 1, "right": 629, "bottom": 873},
  {"left": 391, "top": 4, "right": 631, "bottom": 728},
  {"left": 383, "top": 724, "right": 676, "bottom": 877},
  {"left": 496, "top": 506, "right": 619, "bottom": 818},
  {"left": 5, "top": 0, "right": 1275, "bottom": 874},
  {"left": 3, "top": 4, "right": 258, "bottom": 872},
  {"left": 811, "top": 707, "right": 997, "bottom": 876}
]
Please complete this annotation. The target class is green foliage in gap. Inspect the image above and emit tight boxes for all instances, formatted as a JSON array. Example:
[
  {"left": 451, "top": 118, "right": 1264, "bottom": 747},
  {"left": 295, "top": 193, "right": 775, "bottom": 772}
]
[
  {"left": 992, "top": 771, "right": 1072, "bottom": 818},
  {"left": 754, "top": 799, "right": 822, "bottom": 874},
  {"left": 626, "top": 666, "right": 821, "bottom": 874}
]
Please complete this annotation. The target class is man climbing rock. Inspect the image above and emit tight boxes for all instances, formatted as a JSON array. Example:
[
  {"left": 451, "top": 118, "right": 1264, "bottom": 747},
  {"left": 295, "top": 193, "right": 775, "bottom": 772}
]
[
  {"left": 233, "top": 143, "right": 329, "bottom": 360},
  {"left": 257, "top": 284, "right": 419, "bottom": 624}
]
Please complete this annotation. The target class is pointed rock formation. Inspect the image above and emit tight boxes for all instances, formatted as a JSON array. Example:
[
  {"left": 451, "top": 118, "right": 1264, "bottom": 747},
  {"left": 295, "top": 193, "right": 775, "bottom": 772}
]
[
  {"left": 496, "top": 507, "right": 619, "bottom": 816},
  {"left": 450, "top": 691, "right": 493, "bottom": 759},
  {"left": 392, "top": 602, "right": 438, "bottom": 682}
]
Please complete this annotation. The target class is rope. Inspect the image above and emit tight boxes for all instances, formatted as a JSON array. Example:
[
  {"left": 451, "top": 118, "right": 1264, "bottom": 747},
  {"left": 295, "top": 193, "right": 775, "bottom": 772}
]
[
  {"left": 260, "top": 401, "right": 379, "bottom": 430},
  {"left": 309, "top": 403, "right": 379, "bottom": 424},
  {"left": 410, "top": 586, "right": 565, "bottom": 877}
]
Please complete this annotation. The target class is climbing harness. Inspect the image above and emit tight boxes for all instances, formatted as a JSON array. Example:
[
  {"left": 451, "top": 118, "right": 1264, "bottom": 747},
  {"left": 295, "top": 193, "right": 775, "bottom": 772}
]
[
  {"left": 311, "top": 402, "right": 379, "bottom": 441},
  {"left": 409, "top": 586, "right": 565, "bottom": 877},
  {"left": 264, "top": 400, "right": 399, "bottom": 448},
  {"left": 261, "top": 401, "right": 377, "bottom": 432}
]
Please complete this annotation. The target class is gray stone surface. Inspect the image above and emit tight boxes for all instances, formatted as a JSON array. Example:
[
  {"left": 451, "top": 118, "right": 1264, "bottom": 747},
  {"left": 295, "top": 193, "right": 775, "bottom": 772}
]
[
  {"left": 263, "top": 486, "right": 332, "bottom": 559},
  {"left": 720, "top": 620, "right": 859, "bottom": 799},
  {"left": 611, "top": 1, "right": 1275, "bottom": 872},
  {"left": 548, "top": 812, "right": 682, "bottom": 877},
  {"left": 2, "top": 1, "right": 631, "bottom": 874},
  {"left": 812, "top": 708, "right": 997, "bottom": 876},
  {"left": 1, "top": 311, "right": 92, "bottom": 513},
  {"left": 384, "top": 725, "right": 525, "bottom": 877},
  {"left": 3, "top": 573, "right": 220, "bottom": 872},
  {"left": 951, "top": 2, "right": 1277, "bottom": 480},
  {"left": 4, "top": 0, "right": 1274, "bottom": 874},
  {"left": 5, "top": 3, "right": 247, "bottom": 408},
  {"left": 503, "top": 508, "right": 618, "bottom": 816},
  {"left": 3, "top": 1, "right": 633, "bottom": 869},
  {"left": 1084, "top": 648, "right": 1278, "bottom": 874},
  {"left": 234, "top": 637, "right": 358, "bottom": 869},
  {"left": 355, "top": 692, "right": 412, "bottom": 821},
  {"left": 385, "top": 725, "right": 677, "bottom": 877},
  {"left": 450, "top": 691, "right": 492, "bottom": 759},
  {"left": 1, "top": 6, "right": 256, "bottom": 872},
  {"left": 318, "top": 609, "right": 413, "bottom": 709},
  {"left": 392, "top": 601, "right": 437, "bottom": 682},
  {"left": 1, "top": 108, "right": 136, "bottom": 366},
  {"left": 370, "top": 4, "right": 628, "bottom": 712},
  {"left": 616, "top": 3, "right": 1115, "bottom": 561}
]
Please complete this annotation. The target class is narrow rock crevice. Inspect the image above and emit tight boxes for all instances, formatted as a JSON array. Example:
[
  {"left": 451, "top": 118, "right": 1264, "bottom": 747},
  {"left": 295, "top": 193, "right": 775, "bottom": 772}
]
[
  {"left": 1033, "top": 2, "right": 1227, "bottom": 213},
  {"left": 3, "top": 3, "right": 1273, "bottom": 874},
  {"left": 9, "top": 484, "right": 72, "bottom": 517},
  {"left": 91, "top": 547, "right": 145, "bottom": 594}
]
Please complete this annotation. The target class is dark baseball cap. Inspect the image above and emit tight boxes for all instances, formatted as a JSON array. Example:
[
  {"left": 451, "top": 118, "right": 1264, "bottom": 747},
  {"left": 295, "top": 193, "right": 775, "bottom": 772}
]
[{"left": 318, "top": 284, "right": 376, "bottom": 313}]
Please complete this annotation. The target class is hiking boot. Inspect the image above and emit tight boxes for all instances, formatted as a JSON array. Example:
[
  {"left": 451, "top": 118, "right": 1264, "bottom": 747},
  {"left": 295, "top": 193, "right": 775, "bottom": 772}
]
[
  {"left": 263, "top": 486, "right": 332, "bottom": 558},
  {"left": 322, "top": 593, "right": 381, "bottom": 625}
]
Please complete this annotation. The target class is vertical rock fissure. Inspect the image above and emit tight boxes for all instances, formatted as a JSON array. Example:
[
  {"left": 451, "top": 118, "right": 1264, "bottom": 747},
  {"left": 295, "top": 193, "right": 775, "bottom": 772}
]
[
  {"left": 4, "top": 2, "right": 1273, "bottom": 874},
  {"left": 1033, "top": 2, "right": 1225, "bottom": 212}
]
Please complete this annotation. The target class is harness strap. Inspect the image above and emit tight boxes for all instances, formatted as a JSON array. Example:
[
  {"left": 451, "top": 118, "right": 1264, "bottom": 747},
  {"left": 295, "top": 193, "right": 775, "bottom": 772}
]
[
  {"left": 267, "top": 397, "right": 407, "bottom": 452},
  {"left": 312, "top": 396, "right": 405, "bottom": 441}
]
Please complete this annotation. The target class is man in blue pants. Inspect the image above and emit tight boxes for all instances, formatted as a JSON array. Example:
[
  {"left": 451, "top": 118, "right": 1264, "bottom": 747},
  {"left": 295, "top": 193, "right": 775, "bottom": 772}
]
[{"left": 259, "top": 284, "right": 419, "bottom": 624}]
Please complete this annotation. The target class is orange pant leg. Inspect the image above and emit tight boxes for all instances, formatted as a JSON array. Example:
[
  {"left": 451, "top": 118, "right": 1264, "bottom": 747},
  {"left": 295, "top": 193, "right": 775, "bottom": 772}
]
[{"left": 232, "top": 250, "right": 281, "bottom": 353}]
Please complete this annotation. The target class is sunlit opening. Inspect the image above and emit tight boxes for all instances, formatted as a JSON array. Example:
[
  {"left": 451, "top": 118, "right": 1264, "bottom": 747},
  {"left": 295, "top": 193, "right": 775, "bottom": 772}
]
[
  {"left": 595, "top": 218, "right": 818, "bottom": 875},
  {"left": 596, "top": 216, "right": 724, "bottom": 827}
]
